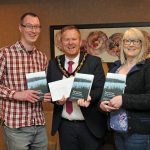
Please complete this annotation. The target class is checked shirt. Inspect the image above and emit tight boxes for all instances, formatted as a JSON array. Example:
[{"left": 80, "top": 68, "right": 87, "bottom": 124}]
[{"left": 0, "top": 41, "right": 48, "bottom": 128}]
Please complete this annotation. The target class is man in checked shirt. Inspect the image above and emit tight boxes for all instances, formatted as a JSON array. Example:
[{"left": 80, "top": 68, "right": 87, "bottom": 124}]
[{"left": 0, "top": 12, "right": 49, "bottom": 150}]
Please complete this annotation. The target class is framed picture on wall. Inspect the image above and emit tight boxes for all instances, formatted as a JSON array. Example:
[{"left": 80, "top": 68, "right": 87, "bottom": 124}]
[{"left": 49, "top": 22, "right": 150, "bottom": 62}]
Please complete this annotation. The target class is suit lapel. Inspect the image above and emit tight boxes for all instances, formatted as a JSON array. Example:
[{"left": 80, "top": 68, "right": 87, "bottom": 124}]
[
  {"left": 59, "top": 54, "right": 65, "bottom": 67},
  {"left": 78, "top": 52, "right": 84, "bottom": 64},
  {"left": 56, "top": 54, "right": 65, "bottom": 79}
]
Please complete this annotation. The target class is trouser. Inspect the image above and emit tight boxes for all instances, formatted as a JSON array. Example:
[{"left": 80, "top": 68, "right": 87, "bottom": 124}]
[
  {"left": 3, "top": 125, "right": 48, "bottom": 150},
  {"left": 59, "top": 118, "right": 103, "bottom": 150},
  {"left": 114, "top": 132, "right": 150, "bottom": 150}
]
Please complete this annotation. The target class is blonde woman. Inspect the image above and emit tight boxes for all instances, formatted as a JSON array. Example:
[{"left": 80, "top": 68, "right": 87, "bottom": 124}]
[{"left": 100, "top": 28, "right": 150, "bottom": 150}]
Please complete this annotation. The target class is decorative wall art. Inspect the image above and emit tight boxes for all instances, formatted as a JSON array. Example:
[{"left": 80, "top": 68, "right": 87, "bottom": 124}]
[{"left": 50, "top": 22, "right": 150, "bottom": 62}]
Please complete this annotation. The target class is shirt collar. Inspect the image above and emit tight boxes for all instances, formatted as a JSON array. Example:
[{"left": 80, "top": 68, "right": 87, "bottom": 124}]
[
  {"left": 16, "top": 41, "right": 36, "bottom": 53},
  {"left": 65, "top": 53, "right": 80, "bottom": 64}
]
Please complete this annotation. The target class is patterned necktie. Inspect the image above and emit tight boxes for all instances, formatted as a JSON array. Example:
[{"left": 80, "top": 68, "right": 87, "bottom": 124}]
[{"left": 66, "top": 61, "right": 74, "bottom": 114}]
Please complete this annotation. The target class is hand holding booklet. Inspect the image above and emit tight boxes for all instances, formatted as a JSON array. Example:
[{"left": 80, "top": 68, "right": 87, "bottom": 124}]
[
  {"left": 100, "top": 73, "right": 128, "bottom": 132},
  {"left": 48, "top": 73, "right": 94, "bottom": 102}
]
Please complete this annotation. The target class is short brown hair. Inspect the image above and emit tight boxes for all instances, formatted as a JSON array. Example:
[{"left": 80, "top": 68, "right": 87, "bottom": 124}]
[
  {"left": 20, "top": 12, "right": 40, "bottom": 24},
  {"left": 61, "top": 25, "right": 81, "bottom": 39}
]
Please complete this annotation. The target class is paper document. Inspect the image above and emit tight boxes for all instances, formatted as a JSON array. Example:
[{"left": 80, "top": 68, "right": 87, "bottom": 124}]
[{"left": 48, "top": 77, "right": 74, "bottom": 101}]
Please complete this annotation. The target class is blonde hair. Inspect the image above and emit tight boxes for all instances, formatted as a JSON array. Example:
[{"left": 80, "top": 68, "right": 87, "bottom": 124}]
[{"left": 120, "top": 28, "right": 147, "bottom": 64}]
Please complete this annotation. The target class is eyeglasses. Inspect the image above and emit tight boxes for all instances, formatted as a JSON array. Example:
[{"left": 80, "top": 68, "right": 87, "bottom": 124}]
[
  {"left": 123, "top": 39, "right": 141, "bottom": 46},
  {"left": 21, "top": 24, "right": 41, "bottom": 30}
]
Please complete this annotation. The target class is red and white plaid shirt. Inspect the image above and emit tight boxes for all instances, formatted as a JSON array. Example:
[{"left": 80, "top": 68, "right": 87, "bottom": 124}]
[{"left": 0, "top": 41, "right": 48, "bottom": 128}]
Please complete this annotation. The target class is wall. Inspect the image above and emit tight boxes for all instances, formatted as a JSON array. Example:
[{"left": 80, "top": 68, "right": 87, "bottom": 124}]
[{"left": 0, "top": 0, "right": 150, "bottom": 59}]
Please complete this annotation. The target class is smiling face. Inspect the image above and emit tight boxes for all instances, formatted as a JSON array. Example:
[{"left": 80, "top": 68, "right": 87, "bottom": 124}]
[
  {"left": 123, "top": 39, "right": 142, "bottom": 59},
  {"left": 19, "top": 15, "right": 41, "bottom": 47},
  {"left": 61, "top": 29, "right": 81, "bottom": 59},
  {"left": 120, "top": 28, "right": 147, "bottom": 63}
]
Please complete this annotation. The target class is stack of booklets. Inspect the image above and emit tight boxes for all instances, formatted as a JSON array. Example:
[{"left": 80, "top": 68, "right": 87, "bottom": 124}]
[
  {"left": 26, "top": 71, "right": 48, "bottom": 101},
  {"left": 48, "top": 73, "right": 94, "bottom": 102}
]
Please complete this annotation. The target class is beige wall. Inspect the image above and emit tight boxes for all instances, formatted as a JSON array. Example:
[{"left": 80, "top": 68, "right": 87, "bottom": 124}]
[{"left": 0, "top": 0, "right": 150, "bottom": 60}]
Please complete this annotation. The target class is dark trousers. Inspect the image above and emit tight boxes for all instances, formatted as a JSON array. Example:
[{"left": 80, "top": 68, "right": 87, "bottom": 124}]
[
  {"left": 59, "top": 119, "right": 103, "bottom": 150},
  {"left": 114, "top": 132, "right": 150, "bottom": 150}
]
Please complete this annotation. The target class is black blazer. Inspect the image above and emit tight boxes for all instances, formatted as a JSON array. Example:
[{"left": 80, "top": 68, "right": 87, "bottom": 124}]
[
  {"left": 110, "top": 59, "right": 150, "bottom": 134},
  {"left": 47, "top": 52, "right": 107, "bottom": 138}
]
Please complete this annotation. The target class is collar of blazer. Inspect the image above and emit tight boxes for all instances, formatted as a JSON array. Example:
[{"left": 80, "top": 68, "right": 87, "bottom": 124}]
[{"left": 56, "top": 52, "right": 88, "bottom": 78}]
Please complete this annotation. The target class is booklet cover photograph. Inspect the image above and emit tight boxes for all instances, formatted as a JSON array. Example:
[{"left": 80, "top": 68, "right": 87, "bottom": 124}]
[
  {"left": 69, "top": 73, "right": 94, "bottom": 100},
  {"left": 26, "top": 71, "right": 48, "bottom": 101},
  {"left": 101, "top": 73, "right": 126, "bottom": 101}
]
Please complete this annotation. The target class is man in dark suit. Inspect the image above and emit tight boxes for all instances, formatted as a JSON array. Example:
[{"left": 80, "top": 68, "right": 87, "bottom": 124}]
[{"left": 47, "top": 25, "right": 107, "bottom": 150}]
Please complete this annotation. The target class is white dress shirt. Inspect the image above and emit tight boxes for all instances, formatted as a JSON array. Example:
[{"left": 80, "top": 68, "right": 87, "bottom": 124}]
[{"left": 61, "top": 54, "right": 84, "bottom": 120}]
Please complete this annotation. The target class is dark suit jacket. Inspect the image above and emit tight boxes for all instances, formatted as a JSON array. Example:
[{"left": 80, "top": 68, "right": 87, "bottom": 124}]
[
  {"left": 47, "top": 52, "right": 107, "bottom": 138},
  {"left": 109, "top": 59, "right": 150, "bottom": 134}
]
